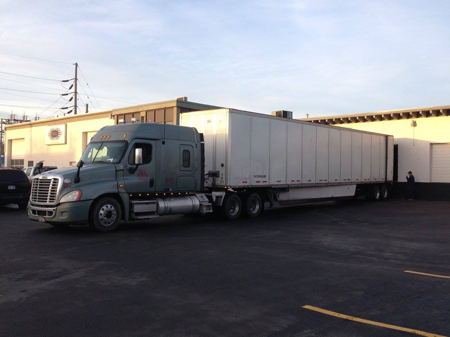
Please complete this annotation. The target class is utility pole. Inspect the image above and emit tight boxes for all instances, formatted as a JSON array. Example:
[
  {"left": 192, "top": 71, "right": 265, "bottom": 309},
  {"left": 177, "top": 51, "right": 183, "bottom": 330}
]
[{"left": 74, "top": 62, "right": 78, "bottom": 115}]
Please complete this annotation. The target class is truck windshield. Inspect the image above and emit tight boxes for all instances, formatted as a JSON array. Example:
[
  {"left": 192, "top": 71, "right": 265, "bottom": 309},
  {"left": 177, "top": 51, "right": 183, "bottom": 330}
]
[{"left": 80, "top": 141, "right": 127, "bottom": 164}]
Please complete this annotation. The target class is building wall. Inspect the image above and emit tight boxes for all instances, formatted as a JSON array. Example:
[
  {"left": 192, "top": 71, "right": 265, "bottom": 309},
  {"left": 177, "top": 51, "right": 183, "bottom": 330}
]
[
  {"left": 5, "top": 113, "right": 114, "bottom": 169},
  {"left": 4, "top": 98, "right": 221, "bottom": 170},
  {"left": 338, "top": 116, "right": 450, "bottom": 183}
]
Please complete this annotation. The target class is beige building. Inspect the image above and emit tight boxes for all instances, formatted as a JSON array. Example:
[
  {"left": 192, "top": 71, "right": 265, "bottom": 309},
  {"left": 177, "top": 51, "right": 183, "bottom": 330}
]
[
  {"left": 5, "top": 98, "right": 450, "bottom": 198},
  {"left": 302, "top": 105, "right": 450, "bottom": 199},
  {"left": 4, "top": 97, "right": 219, "bottom": 169}
]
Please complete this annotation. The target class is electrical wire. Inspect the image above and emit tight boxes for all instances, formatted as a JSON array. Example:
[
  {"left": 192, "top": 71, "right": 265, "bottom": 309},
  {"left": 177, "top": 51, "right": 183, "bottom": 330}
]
[
  {"left": 0, "top": 71, "right": 66, "bottom": 82},
  {"left": 0, "top": 91, "right": 62, "bottom": 102},
  {"left": 77, "top": 94, "right": 89, "bottom": 113},
  {"left": 89, "top": 95, "right": 138, "bottom": 104},
  {"left": 77, "top": 80, "right": 98, "bottom": 110},
  {"left": 60, "top": 80, "right": 74, "bottom": 91},
  {"left": 35, "top": 96, "right": 65, "bottom": 118},
  {"left": 0, "top": 103, "right": 62, "bottom": 109},
  {"left": 0, "top": 77, "right": 65, "bottom": 92},
  {"left": 1, "top": 74, "right": 138, "bottom": 105},
  {"left": 48, "top": 90, "right": 74, "bottom": 117},
  {"left": 0, "top": 87, "right": 64, "bottom": 95},
  {"left": 77, "top": 65, "right": 102, "bottom": 109},
  {"left": 0, "top": 51, "right": 73, "bottom": 65},
  {"left": 32, "top": 82, "right": 73, "bottom": 118}
]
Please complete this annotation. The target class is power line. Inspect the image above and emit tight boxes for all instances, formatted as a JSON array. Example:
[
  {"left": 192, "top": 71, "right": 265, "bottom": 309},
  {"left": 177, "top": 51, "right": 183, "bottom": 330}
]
[
  {"left": 36, "top": 96, "right": 65, "bottom": 118},
  {"left": 77, "top": 65, "right": 102, "bottom": 109},
  {"left": 77, "top": 80, "right": 98, "bottom": 110},
  {"left": 89, "top": 95, "right": 138, "bottom": 105},
  {"left": 0, "top": 103, "right": 62, "bottom": 109},
  {"left": 1, "top": 74, "right": 138, "bottom": 105},
  {"left": 0, "top": 91, "right": 62, "bottom": 102},
  {"left": 38, "top": 84, "right": 74, "bottom": 118},
  {"left": 48, "top": 99, "right": 73, "bottom": 117},
  {"left": 0, "top": 71, "right": 67, "bottom": 82},
  {"left": 0, "top": 77, "right": 64, "bottom": 92},
  {"left": 0, "top": 51, "right": 72, "bottom": 65},
  {"left": 0, "top": 87, "right": 65, "bottom": 95},
  {"left": 77, "top": 94, "right": 86, "bottom": 113}
]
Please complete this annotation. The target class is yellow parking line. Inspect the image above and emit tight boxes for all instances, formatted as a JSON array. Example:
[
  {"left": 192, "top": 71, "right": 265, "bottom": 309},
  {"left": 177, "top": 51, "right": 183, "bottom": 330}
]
[
  {"left": 404, "top": 270, "right": 450, "bottom": 279},
  {"left": 303, "top": 305, "right": 447, "bottom": 337}
]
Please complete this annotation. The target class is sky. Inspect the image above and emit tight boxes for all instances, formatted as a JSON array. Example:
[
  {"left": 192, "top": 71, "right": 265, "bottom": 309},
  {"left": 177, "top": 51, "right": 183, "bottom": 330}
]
[{"left": 1, "top": 0, "right": 449, "bottom": 120}]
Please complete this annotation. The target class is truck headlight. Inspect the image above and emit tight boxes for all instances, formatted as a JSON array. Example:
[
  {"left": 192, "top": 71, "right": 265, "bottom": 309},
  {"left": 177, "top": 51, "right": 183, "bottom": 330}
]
[{"left": 60, "top": 190, "right": 82, "bottom": 203}]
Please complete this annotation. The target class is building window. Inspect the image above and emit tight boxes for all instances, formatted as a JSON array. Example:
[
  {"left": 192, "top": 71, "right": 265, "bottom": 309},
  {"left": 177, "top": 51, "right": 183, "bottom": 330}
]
[
  {"left": 27, "top": 161, "right": 34, "bottom": 167},
  {"left": 11, "top": 159, "right": 24, "bottom": 169}
]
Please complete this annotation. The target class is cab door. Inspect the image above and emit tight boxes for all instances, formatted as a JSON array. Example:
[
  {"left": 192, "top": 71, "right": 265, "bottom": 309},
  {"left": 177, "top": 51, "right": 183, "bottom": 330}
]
[{"left": 123, "top": 140, "right": 156, "bottom": 194}]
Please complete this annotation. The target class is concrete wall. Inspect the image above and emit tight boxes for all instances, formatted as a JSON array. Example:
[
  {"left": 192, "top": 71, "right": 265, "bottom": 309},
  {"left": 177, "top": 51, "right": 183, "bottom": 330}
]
[
  {"left": 338, "top": 116, "right": 450, "bottom": 183},
  {"left": 5, "top": 113, "right": 114, "bottom": 169}
]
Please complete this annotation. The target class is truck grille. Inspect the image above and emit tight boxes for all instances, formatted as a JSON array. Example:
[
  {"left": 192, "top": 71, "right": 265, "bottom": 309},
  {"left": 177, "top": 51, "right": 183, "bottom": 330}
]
[{"left": 31, "top": 178, "right": 60, "bottom": 205}]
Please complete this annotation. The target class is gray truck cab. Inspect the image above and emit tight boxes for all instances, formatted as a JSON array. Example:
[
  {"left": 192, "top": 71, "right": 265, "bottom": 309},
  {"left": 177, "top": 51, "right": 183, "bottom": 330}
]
[{"left": 28, "top": 123, "right": 212, "bottom": 231}]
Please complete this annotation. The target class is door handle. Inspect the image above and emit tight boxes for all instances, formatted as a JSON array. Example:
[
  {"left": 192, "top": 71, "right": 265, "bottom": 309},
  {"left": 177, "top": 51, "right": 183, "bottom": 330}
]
[{"left": 150, "top": 178, "right": 154, "bottom": 188}]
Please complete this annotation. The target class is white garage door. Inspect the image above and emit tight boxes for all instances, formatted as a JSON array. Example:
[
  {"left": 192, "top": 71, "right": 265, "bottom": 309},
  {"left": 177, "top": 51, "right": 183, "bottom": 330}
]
[
  {"left": 11, "top": 138, "right": 25, "bottom": 169},
  {"left": 431, "top": 144, "right": 450, "bottom": 182}
]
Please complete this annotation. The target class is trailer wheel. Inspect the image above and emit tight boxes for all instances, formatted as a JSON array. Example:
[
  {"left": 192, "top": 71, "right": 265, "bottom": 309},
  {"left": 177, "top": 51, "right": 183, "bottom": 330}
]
[
  {"left": 222, "top": 193, "right": 242, "bottom": 221},
  {"left": 244, "top": 193, "right": 263, "bottom": 218},
  {"left": 370, "top": 185, "right": 381, "bottom": 201},
  {"left": 89, "top": 197, "right": 122, "bottom": 232},
  {"left": 380, "top": 184, "right": 389, "bottom": 200}
]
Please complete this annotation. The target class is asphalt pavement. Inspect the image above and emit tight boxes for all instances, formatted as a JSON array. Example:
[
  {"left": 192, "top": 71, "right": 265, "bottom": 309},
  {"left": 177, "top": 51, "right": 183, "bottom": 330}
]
[{"left": 1, "top": 199, "right": 449, "bottom": 337}]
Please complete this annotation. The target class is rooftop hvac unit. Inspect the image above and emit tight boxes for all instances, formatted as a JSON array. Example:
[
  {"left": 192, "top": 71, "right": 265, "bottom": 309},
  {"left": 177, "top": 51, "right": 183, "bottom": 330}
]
[{"left": 271, "top": 110, "right": 293, "bottom": 119}]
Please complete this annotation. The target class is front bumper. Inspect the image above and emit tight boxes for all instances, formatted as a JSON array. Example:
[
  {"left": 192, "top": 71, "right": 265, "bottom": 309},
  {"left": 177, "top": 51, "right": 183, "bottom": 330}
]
[{"left": 28, "top": 200, "right": 93, "bottom": 225}]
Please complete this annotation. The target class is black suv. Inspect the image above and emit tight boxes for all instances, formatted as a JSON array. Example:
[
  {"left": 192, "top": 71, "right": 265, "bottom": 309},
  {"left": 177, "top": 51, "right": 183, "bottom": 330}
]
[{"left": 0, "top": 168, "right": 31, "bottom": 209}]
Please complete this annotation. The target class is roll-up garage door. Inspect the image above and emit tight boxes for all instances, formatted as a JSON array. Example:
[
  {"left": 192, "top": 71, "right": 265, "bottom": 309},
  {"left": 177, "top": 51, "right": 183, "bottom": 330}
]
[
  {"left": 11, "top": 139, "right": 25, "bottom": 169},
  {"left": 431, "top": 144, "right": 450, "bottom": 182}
]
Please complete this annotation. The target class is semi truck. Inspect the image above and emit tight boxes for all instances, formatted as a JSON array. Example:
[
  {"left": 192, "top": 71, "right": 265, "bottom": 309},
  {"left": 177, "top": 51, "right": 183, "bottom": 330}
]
[{"left": 28, "top": 108, "right": 394, "bottom": 232}]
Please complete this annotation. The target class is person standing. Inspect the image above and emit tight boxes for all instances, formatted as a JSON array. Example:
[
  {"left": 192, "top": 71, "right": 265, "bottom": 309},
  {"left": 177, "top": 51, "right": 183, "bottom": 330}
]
[{"left": 406, "top": 171, "right": 415, "bottom": 200}]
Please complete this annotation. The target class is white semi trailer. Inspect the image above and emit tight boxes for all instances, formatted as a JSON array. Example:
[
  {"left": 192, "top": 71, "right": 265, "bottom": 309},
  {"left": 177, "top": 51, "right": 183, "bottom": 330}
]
[
  {"left": 181, "top": 108, "right": 394, "bottom": 219},
  {"left": 28, "top": 108, "right": 394, "bottom": 231}
]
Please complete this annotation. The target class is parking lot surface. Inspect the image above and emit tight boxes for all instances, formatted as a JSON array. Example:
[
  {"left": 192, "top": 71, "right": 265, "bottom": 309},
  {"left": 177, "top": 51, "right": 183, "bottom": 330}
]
[{"left": 1, "top": 200, "right": 449, "bottom": 337}]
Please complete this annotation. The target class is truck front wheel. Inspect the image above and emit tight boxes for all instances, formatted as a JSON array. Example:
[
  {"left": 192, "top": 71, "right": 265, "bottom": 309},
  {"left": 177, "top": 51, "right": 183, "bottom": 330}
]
[
  {"left": 89, "top": 197, "right": 122, "bottom": 232},
  {"left": 222, "top": 193, "right": 242, "bottom": 221},
  {"left": 244, "top": 193, "right": 263, "bottom": 218}
]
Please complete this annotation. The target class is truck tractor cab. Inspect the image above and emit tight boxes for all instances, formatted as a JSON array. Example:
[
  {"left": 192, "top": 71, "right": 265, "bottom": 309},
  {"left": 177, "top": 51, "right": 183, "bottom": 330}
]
[{"left": 28, "top": 123, "right": 212, "bottom": 232}]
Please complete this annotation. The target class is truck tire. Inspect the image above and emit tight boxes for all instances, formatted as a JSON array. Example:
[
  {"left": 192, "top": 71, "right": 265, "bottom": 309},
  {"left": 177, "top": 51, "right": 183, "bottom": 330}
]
[
  {"left": 370, "top": 185, "right": 381, "bottom": 201},
  {"left": 222, "top": 193, "right": 242, "bottom": 221},
  {"left": 380, "top": 184, "right": 389, "bottom": 200},
  {"left": 89, "top": 197, "right": 122, "bottom": 232},
  {"left": 244, "top": 193, "right": 263, "bottom": 218}
]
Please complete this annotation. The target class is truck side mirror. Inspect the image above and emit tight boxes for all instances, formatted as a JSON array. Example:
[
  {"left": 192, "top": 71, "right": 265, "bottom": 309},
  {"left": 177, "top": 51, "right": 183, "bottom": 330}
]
[
  {"left": 135, "top": 148, "right": 143, "bottom": 165},
  {"left": 74, "top": 160, "right": 84, "bottom": 183}
]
